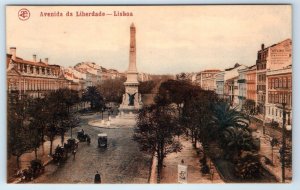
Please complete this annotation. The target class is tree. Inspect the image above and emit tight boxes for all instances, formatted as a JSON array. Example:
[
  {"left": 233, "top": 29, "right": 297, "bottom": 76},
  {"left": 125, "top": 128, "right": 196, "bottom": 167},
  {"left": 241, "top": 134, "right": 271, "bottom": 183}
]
[
  {"left": 97, "top": 77, "right": 126, "bottom": 104},
  {"left": 45, "top": 121, "right": 58, "bottom": 155},
  {"left": 64, "top": 89, "right": 80, "bottom": 113},
  {"left": 221, "top": 126, "right": 254, "bottom": 161},
  {"left": 82, "top": 86, "right": 105, "bottom": 111},
  {"left": 139, "top": 80, "right": 156, "bottom": 94},
  {"left": 242, "top": 99, "right": 256, "bottom": 115},
  {"left": 28, "top": 120, "right": 43, "bottom": 160},
  {"left": 235, "top": 152, "right": 262, "bottom": 180},
  {"left": 7, "top": 93, "right": 32, "bottom": 169},
  {"left": 133, "top": 104, "right": 182, "bottom": 183},
  {"left": 211, "top": 101, "right": 249, "bottom": 135},
  {"left": 27, "top": 97, "right": 48, "bottom": 145}
]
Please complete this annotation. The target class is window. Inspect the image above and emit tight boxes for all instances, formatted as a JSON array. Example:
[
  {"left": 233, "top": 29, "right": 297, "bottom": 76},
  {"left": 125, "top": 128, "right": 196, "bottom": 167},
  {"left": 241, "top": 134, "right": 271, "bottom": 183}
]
[
  {"left": 280, "top": 110, "right": 282, "bottom": 117},
  {"left": 275, "top": 78, "right": 279, "bottom": 88},
  {"left": 276, "top": 109, "right": 278, "bottom": 116},
  {"left": 275, "top": 94, "right": 279, "bottom": 103},
  {"left": 279, "top": 78, "right": 282, "bottom": 88},
  {"left": 283, "top": 77, "right": 287, "bottom": 88},
  {"left": 279, "top": 93, "right": 282, "bottom": 103},
  {"left": 288, "top": 77, "right": 292, "bottom": 88},
  {"left": 269, "top": 79, "right": 272, "bottom": 89}
]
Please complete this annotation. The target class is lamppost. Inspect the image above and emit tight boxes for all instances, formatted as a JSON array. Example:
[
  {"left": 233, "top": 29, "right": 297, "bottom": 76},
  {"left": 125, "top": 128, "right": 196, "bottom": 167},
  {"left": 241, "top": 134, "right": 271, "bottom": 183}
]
[{"left": 277, "top": 101, "right": 291, "bottom": 183}]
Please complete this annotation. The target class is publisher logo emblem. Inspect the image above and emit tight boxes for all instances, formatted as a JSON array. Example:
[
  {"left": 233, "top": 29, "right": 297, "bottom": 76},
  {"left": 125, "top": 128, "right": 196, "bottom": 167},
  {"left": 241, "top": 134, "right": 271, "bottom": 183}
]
[{"left": 18, "top": 8, "right": 30, "bottom": 21}]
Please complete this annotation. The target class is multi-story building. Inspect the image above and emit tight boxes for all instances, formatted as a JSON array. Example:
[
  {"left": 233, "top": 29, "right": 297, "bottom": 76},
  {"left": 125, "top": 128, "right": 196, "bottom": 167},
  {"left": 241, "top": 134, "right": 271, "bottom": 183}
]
[
  {"left": 237, "top": 67, "right": 248, "bottom": 110},
  {"left": 74, "top": 62, "right": 101, "bottom": 88},
  {"left": 246, "top": 65, "right": 257, "bottom": 102},
  {"left": 215, "top": 71, "right": 225, "bottom": 98},
  {"left": 199, "top": 70, "right": 221, "bottom": 91},
  {"left": 7, "top": 47, "right": 69, "bottom": 98},
  {"left": 225, "top": 76, "right": 239, "bottom": 107},
  {"left": 215, "top": 63, "right": 246, "bottom": 100},
  {"left": 265, "top": 65, "right": 292, "bottom": 126},
  {"left": 256, "top": 39, "right": 292, "bottom": 115}
]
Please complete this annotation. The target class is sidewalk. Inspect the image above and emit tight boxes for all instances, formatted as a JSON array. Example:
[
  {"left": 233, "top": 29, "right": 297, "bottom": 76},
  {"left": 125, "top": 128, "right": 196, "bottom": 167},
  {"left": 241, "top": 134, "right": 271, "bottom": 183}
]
[
  {"left": 149, "top": 137, "right": 224, "bottom": 184},
  {"left": 7, "top": 136, "right": 68, "bottom": 183},
  {"left": 259, "top": 131, "right": 292, "bottom": 183}
]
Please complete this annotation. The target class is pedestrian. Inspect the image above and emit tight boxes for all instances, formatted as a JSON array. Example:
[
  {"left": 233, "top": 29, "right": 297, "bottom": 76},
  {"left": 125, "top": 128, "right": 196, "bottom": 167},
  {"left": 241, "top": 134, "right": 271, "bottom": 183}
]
[
  {"left": 94, "top": 171, "right": 101, "bottom": 184},
  {"left": 72, "top": 149, "right": 76, "bottom": 160}
]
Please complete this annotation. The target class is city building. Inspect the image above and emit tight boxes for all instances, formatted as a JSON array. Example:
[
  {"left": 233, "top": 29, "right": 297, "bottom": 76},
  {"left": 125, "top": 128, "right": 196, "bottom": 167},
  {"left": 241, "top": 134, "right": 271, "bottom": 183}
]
[
  {"left": 265, "top": 65, "right": 292, "bottom": 126},
  {"left": 237, "top": 67, "right": 248, "bottom": 110},
  {"left": 215, "top": 63, "right": 246, "bottom": 100},
  {"left": 224, "top": 76, "right": 239, "bottom": 107},
  {"left": 246, "top": 65, "right": 257, "bottom": 102},
  {"left": 215, "top": 71, "right": 225, "bottom": 98},
  {"left": 74, "top": 62, "right": 101, "bottom": 88},
  {"left": 256, "top": 39, "right": 292, "bottom": 115},
  {"left": 197, "top": 70, "right": 221, "bottom": 91},
  {"left": 7, "top": 47, "right": 69, "bottom": 98}
]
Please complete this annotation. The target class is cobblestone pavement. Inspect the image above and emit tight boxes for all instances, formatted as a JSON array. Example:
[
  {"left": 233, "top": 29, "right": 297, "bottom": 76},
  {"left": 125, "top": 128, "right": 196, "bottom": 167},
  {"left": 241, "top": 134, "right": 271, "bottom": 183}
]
[{"left": 30, "top": 113, "right": 152, "bottom": 184}]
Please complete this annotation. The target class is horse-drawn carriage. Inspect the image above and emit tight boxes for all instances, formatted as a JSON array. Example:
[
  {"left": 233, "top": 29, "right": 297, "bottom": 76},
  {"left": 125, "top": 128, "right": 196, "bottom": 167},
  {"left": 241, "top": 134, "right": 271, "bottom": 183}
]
[
  {"left": 77, "top": 130, "right": 91, "bottom": 142},
  {"left": 64, "top": 138, "right": 79, "bottom": 152},
  {"left": 19, "top": 159, "right": 45, "bottom": 182},
  {"left": 77, "top": 130, "right": 91, "bottom": 144},
  {"left": 52, "top": 146, "right": 68, "bottom": 163}
]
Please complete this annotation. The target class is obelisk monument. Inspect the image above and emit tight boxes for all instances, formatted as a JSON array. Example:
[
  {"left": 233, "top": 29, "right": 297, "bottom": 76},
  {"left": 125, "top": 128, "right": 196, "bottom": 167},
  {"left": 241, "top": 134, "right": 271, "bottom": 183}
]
[{"left": 119, "top": 23, "right": 142, "bottom": 111}]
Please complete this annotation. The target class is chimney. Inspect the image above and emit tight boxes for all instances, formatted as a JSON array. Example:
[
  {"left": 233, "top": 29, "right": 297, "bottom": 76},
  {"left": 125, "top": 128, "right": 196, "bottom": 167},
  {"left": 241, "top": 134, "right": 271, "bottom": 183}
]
[
  {"left": 261, "top": 43, "right": 265, "bottom": 50},
  {"left": 10, "top": 47, "right": 16, "bottom": 60},
  {"left": 33, "top": 54, "right": 37, "bottom": 62},
  {"left": 44, "top": 58, "right": 49, "bottom": 64}
]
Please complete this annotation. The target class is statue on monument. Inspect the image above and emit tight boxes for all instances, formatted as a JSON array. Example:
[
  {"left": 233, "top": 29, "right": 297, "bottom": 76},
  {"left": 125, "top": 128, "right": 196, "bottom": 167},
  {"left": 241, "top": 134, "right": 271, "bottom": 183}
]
[{"left": 127, "top": 93, "right": 136, "bottom": 106}]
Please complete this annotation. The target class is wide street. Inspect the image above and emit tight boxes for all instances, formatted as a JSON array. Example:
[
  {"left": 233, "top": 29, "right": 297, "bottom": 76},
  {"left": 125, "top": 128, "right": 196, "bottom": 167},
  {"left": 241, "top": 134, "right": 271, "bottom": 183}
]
[{"left": 32, "top": 112, "right": 152, "bottom": 184}]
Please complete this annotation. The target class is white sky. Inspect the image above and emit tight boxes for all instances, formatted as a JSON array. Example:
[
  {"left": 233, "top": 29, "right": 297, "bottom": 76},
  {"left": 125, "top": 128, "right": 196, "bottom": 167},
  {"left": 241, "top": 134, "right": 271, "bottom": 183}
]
[{"left": 6, "top": 5, "right": 291, "bottom": 74}]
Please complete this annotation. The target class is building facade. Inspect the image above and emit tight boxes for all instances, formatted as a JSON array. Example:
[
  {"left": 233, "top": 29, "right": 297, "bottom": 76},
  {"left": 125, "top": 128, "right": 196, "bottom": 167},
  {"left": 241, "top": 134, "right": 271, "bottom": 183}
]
[
  {"left": 237, "top": 67, "right": 248, "bottom": 110},
  {"left": 199, "top": 70, "right": 221, "bottom": 91},
  {"left": 256, "top": 39, "right": 292, "bottom": 115},
  {"left": 7, "top": 47, "right": 69, "bottom": 98},
  {"left": 265, "top": 65, "right": 292, "bottom": 126},
  {"left": 215, "top": 71, "right": 225, "bottom": 98},
  {"left": 246, "top": 65, "right": 257, "bottom": 102}
]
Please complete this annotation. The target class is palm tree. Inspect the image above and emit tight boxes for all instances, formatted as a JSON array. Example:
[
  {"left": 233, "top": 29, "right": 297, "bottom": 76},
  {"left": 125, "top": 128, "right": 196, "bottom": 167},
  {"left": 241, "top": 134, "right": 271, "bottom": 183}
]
[
  {"left": 221, "top": 126, "right": 253, "bottom": 160},
  {"left": 211, "top": 102, "right": 249, "bottom": 133}
]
